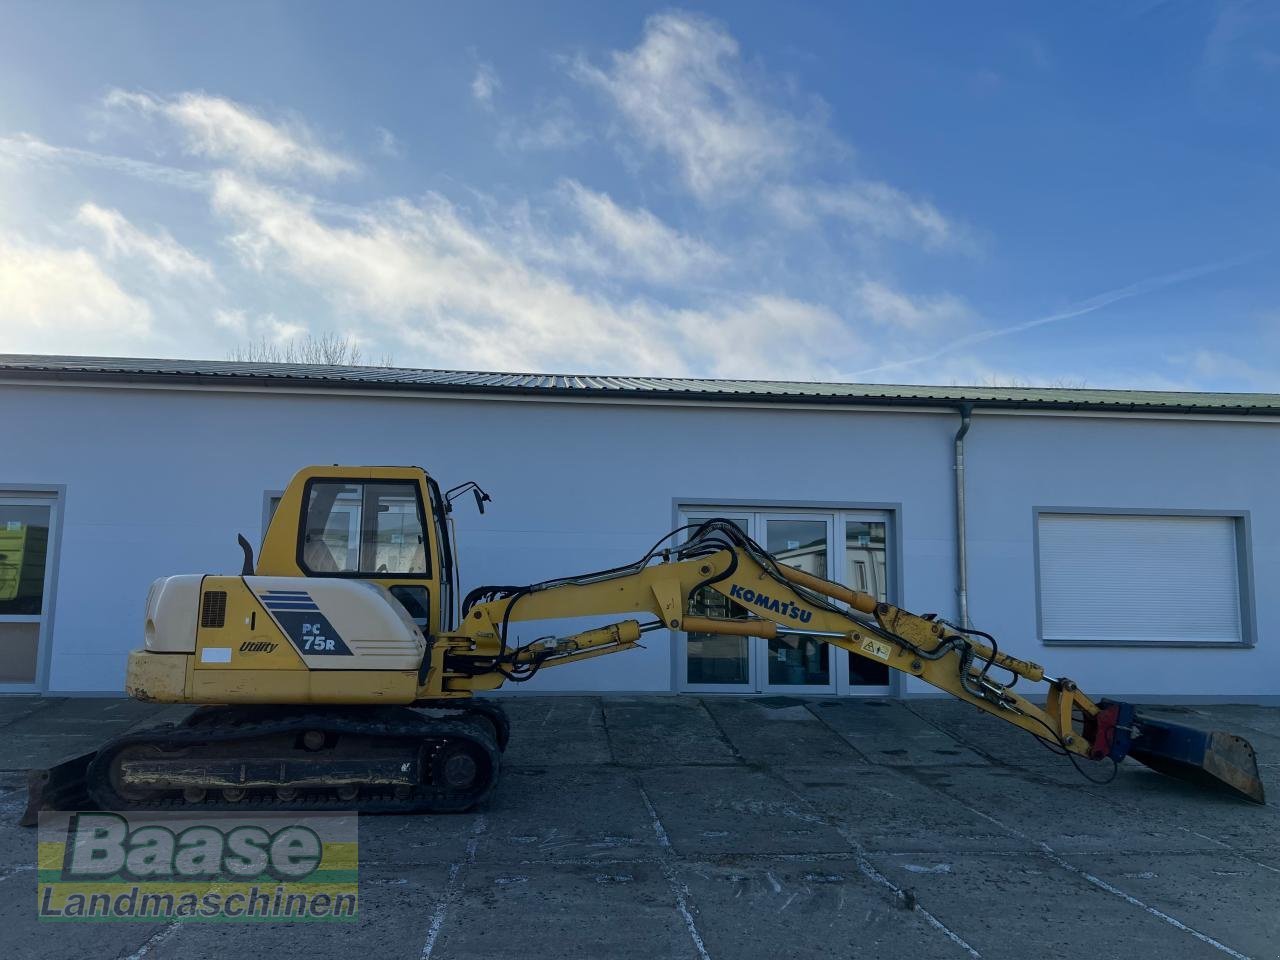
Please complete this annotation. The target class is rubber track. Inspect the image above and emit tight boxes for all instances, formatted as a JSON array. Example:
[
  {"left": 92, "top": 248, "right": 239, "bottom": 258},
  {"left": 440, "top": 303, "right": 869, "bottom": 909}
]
[{"left": 85, "top": 707, "right": 501, "bottom": 815}]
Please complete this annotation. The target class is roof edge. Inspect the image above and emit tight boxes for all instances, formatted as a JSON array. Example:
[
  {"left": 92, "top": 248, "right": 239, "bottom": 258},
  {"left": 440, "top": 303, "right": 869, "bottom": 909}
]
[{"left": 1, "top": 361, "right": 1277, "bottom": 416}]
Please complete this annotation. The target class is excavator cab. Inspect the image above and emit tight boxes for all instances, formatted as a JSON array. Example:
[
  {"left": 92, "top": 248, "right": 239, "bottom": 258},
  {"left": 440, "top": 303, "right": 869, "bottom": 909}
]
[{"left": 256, "top": 466, "right": 457, "bottom": 636}]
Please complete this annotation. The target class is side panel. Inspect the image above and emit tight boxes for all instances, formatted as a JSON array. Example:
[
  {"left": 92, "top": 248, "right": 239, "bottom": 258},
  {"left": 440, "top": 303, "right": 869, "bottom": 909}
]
[{"left": 191, "top": 576, "right": 425, "bottom": 672}]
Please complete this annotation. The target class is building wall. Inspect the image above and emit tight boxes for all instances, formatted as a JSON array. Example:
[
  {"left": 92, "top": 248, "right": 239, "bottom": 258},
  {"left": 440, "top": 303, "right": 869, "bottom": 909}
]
[
  {"left": 3, "top": 381, "right": 1276, "bottom": 698},
  {"left": 961, "top": 413, "right": 1277, "bottom": 699}
]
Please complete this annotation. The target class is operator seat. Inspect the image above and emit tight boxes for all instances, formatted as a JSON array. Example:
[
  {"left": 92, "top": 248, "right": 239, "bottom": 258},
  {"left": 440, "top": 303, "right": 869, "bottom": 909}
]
[{"left": 303, "top": 535, "right": 340, "bottom": 572}]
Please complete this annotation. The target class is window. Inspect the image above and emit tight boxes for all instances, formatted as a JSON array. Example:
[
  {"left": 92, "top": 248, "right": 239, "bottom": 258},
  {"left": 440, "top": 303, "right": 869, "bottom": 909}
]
[
  {"left": 1037, "top": 512, "right": 1247, "bottom": 645},
  {"left": 390, "top": 585, "right": 431, "bottom": 629},
  {"left": 263, "top": 491, "right": 283, "bottom": 537},
  {"left": 300, "top": 480, "right": 429, "bottom": 577},
  {"left": 0, "top": 495, "right": 59, "bottom": 687}
]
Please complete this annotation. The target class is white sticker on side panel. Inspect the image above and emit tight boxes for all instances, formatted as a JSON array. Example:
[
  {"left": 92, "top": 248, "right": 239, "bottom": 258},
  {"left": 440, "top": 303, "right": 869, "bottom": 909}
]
[{"left": 200, "top": 647, "right": 232, "bottom": 663}]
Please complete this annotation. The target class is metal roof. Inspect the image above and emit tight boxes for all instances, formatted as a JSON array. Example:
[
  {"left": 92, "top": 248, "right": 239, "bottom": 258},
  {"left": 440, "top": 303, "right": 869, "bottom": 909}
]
[{"left": 1, "top": 354, "right": 1278, "bottom": 415}]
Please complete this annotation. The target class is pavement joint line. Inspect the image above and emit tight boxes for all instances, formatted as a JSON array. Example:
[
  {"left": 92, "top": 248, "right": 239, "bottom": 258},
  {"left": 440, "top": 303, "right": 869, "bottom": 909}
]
[
  {"left": 369, "top": 850, "right": 1079, "bottom": 870},
  {"left": 865, "top": 729, "right": 1265, "bottom": 959},
  {"left": 792, "top": 705, "right": 986, "bottom": 957},
  {"left": 746, "top": 743, "right": 982, "bottom": 958},
  {"left": 419, "top": 813, "right": 487, "bottom": 960},
  {"left": 952, "top": 797, "right": 1254, "bottom": 960},
  {"left": 504, "top": 761, "right": 749, "bottom": 771},
  {"left": 638, "top": 783, "right": 672, "bottom": 850},
  {"left": 116, "top": 922, "right": 179, "bottom": 960},
  {"left": 832, "top": 824, "right": 982, "bottom": 957},
  {"left": 695, "top": 698, "right": 746, "bottom": 763},
  {"left": 1137, "top": 820, "right": 1280, "bottom": 876},
  {"left": 0, "top": 864, "right": 34, "bottom": 883},
  {"left": 638, "top": 781, "right": 712, "bottom": 960},
  {"left": 0, "top": 698, "right": 62, "bottom": 733},
  {"left": 597, "top": 697, "right": 619, "bottom": 765},
  {"left": 899, "top": 700, "right": 1049, "bottom": 775},
  {"left": 800, "top": 701, "right": 878, "bottom": 763}
]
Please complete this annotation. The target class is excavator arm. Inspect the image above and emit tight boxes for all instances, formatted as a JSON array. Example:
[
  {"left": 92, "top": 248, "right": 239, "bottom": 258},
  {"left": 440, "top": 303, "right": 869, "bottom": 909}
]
[{"left": 440, "top": 520, "right": 1264, "bottom": 803}]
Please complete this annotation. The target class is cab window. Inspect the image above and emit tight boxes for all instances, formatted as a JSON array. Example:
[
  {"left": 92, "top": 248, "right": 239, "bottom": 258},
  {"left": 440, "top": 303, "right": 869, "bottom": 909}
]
[{"left": 300, "top": 480, "right": 429, "bottom": 576}]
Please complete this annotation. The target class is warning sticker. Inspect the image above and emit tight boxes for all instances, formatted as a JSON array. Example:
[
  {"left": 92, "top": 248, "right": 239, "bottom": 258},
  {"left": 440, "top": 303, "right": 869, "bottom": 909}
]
[{"left": 859, "top": 637, "right": 893, "bottom": 661}]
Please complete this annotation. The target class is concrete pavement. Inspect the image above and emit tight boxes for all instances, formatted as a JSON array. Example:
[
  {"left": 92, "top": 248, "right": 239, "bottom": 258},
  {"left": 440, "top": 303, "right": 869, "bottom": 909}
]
[{"left": 1, "top": 695, "right": 1276, "bottom": 959}]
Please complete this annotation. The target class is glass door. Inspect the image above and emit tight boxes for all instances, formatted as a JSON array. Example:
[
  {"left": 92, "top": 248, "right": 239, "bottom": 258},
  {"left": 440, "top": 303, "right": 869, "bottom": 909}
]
[
  {"left": 677, "top": 507, "right": 894, "bottom": 696},
  {"left": 0, "top": 496, "right": 57, "bottom": 691},
  {"left": 835, "top": 514, "right": 892, "bottom": 696},
  {"left": 758, "top": 515, "right": 837, "bottom": 694},
  {"left": 680, "top": 513, "right": 755, "bottom": 693}
]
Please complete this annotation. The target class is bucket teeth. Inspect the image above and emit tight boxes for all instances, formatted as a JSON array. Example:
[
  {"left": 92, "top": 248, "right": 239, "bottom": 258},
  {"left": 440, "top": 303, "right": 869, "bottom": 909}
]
[{"left": 1128, "top": 714, "right": 1265, "bottom": 805}]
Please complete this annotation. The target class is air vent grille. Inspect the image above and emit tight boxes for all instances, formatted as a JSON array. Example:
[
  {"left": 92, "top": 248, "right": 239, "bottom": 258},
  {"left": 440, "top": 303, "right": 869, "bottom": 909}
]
[{"left": 200, "top": 591, "right": 227, "bottom": 628}]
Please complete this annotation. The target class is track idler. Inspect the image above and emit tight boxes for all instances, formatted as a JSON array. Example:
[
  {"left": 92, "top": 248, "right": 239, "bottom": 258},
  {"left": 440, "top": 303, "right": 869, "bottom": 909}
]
[{"left": 1088, "top": 700, "right": 1265, "bottom": 804}]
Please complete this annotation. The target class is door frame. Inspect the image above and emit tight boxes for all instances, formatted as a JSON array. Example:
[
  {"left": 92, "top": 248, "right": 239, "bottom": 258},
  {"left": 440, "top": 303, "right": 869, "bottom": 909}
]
[
  {"left": 673, "top": 498, "right": 904, "bottom": 696},
  {"left": 0, "top": 485, "right": 66, "bottom": 694}
]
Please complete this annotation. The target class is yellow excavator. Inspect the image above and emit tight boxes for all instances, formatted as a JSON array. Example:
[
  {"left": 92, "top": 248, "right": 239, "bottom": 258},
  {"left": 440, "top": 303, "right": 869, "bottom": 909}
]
[{"left": 24, "top": 465, "right": 1265, "bottom": 822}]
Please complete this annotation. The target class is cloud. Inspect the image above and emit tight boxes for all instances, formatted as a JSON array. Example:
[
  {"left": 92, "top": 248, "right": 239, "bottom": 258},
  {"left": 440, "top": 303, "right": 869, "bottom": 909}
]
[
  {"left": 771, "top": 182, "right": 958, "bottom": 249},
  {"left": 75, "top": 203, "right": 213, "bottom": 279},
  {"left": 212, "top": 307, "right": 249, "bottom": 336},
  {"left": 207, "top": 171, "right": 861, "bottom": 377},
  {"left": 0, "top": 235, "right": 152, "bottom": 352},
  {"left": 104, "top": 89, "right": 357, "bottom": 179},
  {"left": 471, "top": 62, "right": 501, "bottom": 107},
  {"left": 210, "top": 171, "right": 681, "bottom": 372},
  {"left": 852, "top": 258, "right": 1251, "bottom": 379},
  {"left": 497, "top": 98, "right": 586, "bottom": 152},
  {"left": 854, "top": 280, "right": 969, "bottom": 333},
  {"left": 559, "top": 180, "right": 724, "bottom": 284},
  {"left": 572, "top": 11, "right": 960, "bottom": 250},
  {"left": 675, "top": 294, "right": 859, "bottom": 380},
  {"left": 0, "top": 134, "right": 211, "bottom": 192},
  {"left": 572, "top": 12, "right": 801, "bottom": 200},
  {"left": 214, "top": 308, "right": 306, "bottom": 343},
  {"left": 374, "top": 126, "right": 402, "bottom": 158},
  {"left": 1173, "top": 349, "right": 1278, "bottom": 391}
]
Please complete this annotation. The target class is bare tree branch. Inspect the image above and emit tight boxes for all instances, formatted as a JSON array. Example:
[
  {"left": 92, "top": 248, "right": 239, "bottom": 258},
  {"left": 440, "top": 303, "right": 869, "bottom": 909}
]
[{"left": 228, "top": 333, "right": 395, "bottom": 367}]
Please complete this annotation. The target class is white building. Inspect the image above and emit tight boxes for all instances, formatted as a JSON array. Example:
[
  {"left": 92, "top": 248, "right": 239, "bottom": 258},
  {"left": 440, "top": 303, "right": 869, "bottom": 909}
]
[{"left": 2, "top": 355, "right": 1275, "bottom": 702}]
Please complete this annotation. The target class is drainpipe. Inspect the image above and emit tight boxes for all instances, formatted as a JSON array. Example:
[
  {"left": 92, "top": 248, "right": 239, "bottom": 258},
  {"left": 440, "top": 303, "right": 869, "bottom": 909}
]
[{"left": 953, "top": 404, "right": 973, "bottom": 629}]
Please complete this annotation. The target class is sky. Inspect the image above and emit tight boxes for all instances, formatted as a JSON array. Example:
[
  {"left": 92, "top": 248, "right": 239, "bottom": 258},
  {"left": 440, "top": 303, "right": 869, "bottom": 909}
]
[{"left": 1, "top": 1, "right": 1279, "bottom": 390}]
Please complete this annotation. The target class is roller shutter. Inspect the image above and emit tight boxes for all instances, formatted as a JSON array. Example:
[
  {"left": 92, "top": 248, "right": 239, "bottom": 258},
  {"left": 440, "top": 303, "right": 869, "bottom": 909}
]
[{"left": 1037, "top": 513, "right": 1243, "bottom": 644}]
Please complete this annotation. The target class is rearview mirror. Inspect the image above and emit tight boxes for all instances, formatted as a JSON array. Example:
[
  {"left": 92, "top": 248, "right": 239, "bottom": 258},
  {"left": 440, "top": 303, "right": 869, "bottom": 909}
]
[{"left": 445, "top": 480, "right": 493, "bottom": 515}]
